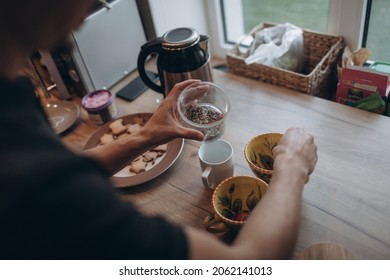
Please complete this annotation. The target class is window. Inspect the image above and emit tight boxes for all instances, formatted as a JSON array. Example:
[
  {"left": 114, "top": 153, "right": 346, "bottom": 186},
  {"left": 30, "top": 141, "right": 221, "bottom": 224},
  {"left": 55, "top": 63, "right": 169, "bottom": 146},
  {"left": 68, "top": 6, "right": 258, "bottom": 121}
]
[
  {"left": 206, "top": 0, "right": 367, "bottom": 59},
  {"left": 227, "top": 0, "right": 329, "bottom": 43},
  {"left": 362, "top": 0, "right": 390, "bottom": 62}
]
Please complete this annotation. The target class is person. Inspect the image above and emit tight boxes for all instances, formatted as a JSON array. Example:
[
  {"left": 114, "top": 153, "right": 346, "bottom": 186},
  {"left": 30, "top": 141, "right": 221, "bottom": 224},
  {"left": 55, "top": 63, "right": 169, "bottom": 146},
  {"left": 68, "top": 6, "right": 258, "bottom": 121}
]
[{"left": 0, "top": 0, "right": 318, "bottom": 259}]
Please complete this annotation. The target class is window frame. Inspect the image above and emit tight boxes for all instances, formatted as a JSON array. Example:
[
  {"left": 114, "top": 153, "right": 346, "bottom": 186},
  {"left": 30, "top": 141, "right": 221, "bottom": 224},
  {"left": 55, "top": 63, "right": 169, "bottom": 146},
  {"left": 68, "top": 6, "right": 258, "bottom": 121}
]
[{"left": 206, "top": 0, "right": 367, "bottom": 59}]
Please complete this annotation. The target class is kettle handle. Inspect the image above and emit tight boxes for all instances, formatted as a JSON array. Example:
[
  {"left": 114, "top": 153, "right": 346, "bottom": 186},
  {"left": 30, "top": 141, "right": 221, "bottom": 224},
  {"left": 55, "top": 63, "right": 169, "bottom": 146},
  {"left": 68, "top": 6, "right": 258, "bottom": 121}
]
[{"left": 137, "top": 38, "right": 164, "bottom": 94}]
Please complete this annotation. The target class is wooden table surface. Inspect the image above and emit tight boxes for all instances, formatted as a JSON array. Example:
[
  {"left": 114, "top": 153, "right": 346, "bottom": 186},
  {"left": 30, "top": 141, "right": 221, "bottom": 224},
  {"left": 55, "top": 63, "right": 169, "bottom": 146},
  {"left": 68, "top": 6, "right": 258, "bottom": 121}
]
[{"left": 62, "top": 69, "right": 390, "bottom": 260}]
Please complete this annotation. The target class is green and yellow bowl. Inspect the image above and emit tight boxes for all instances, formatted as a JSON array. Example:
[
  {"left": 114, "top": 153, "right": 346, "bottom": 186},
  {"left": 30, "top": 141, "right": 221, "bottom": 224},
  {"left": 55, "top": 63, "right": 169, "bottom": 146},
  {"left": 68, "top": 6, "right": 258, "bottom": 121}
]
[
  {"left": 205, "top": 175, "right": 268, "bottom": 232},
  {"left": 244, "top": 133, "right": 283, "bottom": 183}
]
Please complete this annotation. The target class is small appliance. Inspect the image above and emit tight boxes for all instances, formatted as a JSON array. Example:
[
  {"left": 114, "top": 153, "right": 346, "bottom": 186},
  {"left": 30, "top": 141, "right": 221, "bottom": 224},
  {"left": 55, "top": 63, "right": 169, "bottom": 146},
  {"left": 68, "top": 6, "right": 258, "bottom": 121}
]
[{"left": 137, "top": 27, "right": 213, "bottom": 97}]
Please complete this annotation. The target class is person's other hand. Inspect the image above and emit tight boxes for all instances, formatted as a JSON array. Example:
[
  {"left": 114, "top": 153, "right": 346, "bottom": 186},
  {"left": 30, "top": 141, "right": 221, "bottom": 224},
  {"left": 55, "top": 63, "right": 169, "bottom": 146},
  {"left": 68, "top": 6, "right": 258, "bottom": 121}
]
[
  {"left": 272, "top": 127, "right": 318, "bottom": 181},
  {"left": 141, "top": 80, "right": 205, "bottom": 146}
]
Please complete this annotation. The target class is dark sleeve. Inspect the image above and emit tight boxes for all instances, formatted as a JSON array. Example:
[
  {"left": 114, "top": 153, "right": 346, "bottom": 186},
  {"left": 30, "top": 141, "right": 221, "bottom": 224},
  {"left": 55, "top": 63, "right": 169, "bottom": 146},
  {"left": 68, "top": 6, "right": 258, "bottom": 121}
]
[
  {"left": 53, "top": 157, "right": 190, "bottom": 260},
  {"left": 0, "top": 80, "right": 188, "bottom": 259},
  {"left": 1, "top": 147, "right": 188, "bottom": 260}
]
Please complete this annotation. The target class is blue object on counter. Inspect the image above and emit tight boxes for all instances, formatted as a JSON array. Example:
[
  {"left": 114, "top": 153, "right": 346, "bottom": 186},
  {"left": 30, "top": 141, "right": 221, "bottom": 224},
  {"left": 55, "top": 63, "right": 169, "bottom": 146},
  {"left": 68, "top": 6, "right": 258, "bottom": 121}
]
[{"left": 369, "top": 61, "right": 390, "bottom": 74}]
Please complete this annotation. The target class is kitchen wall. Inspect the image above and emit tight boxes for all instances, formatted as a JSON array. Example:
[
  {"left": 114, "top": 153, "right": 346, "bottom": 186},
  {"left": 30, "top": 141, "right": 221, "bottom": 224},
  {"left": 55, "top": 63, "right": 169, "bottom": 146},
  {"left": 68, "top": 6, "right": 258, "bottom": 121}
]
[
  {"left": 148, "top": 0, "right": 209, "bottom": 37},
  {"left": 147, "top": 0, "right": 230, "bottom": 59}
]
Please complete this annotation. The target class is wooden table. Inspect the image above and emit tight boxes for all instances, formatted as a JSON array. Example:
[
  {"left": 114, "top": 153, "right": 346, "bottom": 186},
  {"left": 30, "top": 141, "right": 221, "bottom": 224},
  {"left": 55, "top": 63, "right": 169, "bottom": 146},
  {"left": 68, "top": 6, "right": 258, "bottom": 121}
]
[{"left": 62, "top": 69, "right": 390, "bottom": 260}]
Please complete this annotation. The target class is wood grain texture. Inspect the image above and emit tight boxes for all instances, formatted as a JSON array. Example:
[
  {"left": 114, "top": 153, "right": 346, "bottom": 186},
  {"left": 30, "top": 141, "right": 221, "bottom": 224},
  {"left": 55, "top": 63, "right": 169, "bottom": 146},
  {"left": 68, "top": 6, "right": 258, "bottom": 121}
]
[
  {"left": 300, "top": 243, "right": 356, "bottom": 260},
  {"left": 62, "top": 69, "right": 390, "bottom": 259}
]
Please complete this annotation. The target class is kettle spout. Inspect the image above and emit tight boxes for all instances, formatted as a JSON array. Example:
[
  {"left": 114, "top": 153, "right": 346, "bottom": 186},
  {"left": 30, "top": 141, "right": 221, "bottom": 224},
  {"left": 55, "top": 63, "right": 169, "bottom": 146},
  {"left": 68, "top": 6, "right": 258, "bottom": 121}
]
[{"left": 199, "top": 35, "right": 210, "bottom": 53}]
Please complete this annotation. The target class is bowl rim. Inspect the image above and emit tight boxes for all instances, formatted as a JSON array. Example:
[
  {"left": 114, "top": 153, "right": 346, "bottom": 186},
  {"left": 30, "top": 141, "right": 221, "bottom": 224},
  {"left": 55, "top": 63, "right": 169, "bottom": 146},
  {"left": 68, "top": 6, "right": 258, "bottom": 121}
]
[
  {"left": 212, "top": 175, "right": 268, "bottom": 226},
  {"left": 244, "top": 132, "right": 283, "bottom": 173}
]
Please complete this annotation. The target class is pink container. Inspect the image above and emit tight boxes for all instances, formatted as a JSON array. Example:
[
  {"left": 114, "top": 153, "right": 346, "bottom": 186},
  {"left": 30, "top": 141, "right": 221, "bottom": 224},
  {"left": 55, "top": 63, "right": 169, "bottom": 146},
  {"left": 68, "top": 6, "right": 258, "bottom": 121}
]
[{"left": 82, "top": 89, "right": 117, "bottom": 124}]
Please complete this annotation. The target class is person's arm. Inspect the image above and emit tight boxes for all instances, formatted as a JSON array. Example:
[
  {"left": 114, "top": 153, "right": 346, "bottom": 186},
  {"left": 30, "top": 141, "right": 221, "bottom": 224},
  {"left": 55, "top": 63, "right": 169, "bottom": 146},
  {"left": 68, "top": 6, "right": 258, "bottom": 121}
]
[
  {"left": 82, "top": 80, "right": 205, "bottom": 174},
  {"left": 185, "top": 127, "right": 318, "bottom": 259}
]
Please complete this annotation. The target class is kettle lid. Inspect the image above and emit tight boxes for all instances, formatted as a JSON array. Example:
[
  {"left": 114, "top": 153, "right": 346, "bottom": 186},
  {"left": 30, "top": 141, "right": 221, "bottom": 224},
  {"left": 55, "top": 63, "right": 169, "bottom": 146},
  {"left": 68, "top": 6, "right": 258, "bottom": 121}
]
[{"left": 162, "top": 27, "right": 200, "bottom": 49}]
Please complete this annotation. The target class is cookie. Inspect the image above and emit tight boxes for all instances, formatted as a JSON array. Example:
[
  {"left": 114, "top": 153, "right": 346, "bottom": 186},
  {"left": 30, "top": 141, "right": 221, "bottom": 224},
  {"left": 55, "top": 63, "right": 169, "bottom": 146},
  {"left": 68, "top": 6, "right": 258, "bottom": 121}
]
[
  {"left": 99, "top": 133, "right": 115, "bottom": 145},
  {"left": 152, "top": 144, "right": 168, "bottom": 153},
  {"left": 142, "top": 151, "right": 158, "bottom": 162},
  {"left": 127, "top": 123, "right": 142, "bottom": 134},
  {"left": 116, "top": 132, "right": 129, "bottom": 140},
  {"left": 109, "top": 118, "right": 127, "bottom": 136},
  {"left": 129, "top": 161, "right": 147, "bottom": 174},
  {"left": 133, "top": 116, "right": 145, "bottom": 125},
  {"left": 156, "top": 151, "right": 165, "bottom": 157}
]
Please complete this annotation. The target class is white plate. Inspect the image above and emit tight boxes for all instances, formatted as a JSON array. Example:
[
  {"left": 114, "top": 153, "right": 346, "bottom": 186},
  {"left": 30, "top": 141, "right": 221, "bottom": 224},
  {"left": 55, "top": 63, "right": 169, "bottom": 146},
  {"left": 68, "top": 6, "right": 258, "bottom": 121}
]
[
  {"left": 43, "top": 101, "right": 80, "bottom": 134},
  {"left": 84, "top": 113, "right": 184, "bottom": 187}
]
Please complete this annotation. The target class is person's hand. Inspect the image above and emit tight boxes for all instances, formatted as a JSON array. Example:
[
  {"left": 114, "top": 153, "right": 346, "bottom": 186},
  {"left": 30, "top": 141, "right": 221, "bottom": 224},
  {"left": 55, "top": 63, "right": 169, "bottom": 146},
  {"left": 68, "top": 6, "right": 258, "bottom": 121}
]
[
  {"left": 272, "top": 127, "right": 318, "bottom": 181},
  {"left": 141, "top": 79, "right": 205, "bottom": 146}
]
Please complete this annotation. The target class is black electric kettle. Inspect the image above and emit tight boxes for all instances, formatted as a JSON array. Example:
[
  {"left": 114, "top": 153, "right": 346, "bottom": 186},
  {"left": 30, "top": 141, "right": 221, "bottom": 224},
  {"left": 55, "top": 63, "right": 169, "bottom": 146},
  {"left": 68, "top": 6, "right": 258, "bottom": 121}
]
[{"left": 137, "top": 27, "right": 213, "bottom": 97}]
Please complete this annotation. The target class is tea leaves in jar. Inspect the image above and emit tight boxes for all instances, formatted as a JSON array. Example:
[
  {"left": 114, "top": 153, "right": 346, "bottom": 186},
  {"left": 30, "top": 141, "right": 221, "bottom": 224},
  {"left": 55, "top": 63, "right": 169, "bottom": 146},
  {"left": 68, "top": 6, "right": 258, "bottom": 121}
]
[
  {"left": 184, "top": 104, "right": 224, "bottom": 124},
  {"left": 183, "top": 104, "right": 226, "bottom": 141}
]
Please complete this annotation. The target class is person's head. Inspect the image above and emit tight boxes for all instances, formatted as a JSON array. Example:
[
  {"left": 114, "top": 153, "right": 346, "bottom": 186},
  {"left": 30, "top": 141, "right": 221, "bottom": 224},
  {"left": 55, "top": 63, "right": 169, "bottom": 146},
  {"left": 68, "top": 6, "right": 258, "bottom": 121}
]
[{"left": 0, "top": 0, "right": 95, "bottom": 52}]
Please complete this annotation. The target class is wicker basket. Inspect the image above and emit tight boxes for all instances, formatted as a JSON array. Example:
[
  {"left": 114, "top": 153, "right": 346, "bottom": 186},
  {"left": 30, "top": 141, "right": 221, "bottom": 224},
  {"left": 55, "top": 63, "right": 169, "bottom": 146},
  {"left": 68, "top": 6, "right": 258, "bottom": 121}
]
[{"left": 226, "top": 23, "right": 345, "bottom": 98}]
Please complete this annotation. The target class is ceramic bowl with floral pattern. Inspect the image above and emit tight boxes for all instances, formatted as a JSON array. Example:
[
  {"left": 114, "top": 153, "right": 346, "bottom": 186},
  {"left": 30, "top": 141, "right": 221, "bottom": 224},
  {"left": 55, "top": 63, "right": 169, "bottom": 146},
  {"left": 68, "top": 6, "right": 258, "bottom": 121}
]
[
  {"left": 244, "top": 133, "right": 283, "bottom": 183},
  {"left": 204, "top": 175, "right": 268, "bottom": 232}
]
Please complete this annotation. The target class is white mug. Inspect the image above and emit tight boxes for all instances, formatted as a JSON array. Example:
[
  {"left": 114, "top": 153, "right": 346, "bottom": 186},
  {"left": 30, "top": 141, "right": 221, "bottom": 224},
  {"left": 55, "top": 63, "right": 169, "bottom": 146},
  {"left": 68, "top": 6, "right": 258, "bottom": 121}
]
[{"left": 198, "top": 140, "right": 234, "bottom": 190}]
